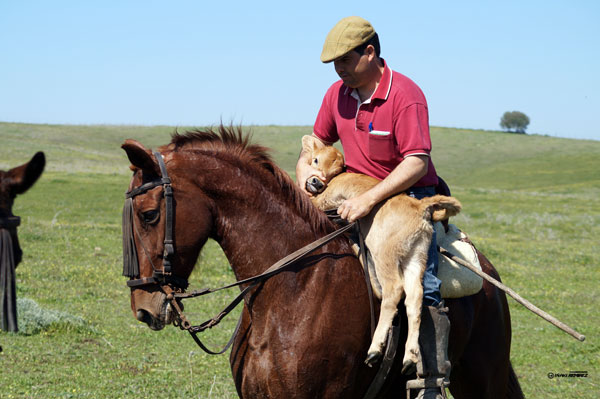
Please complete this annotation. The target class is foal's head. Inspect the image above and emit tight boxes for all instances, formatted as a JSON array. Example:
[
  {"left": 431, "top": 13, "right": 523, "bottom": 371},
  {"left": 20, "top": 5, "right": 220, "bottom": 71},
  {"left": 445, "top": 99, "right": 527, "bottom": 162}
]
[
  {"left": 301, "top": 135, "right": 345, "bottom": 194},
  {"left": 0, "top": 152, "right": 45, "bottom": 266}
]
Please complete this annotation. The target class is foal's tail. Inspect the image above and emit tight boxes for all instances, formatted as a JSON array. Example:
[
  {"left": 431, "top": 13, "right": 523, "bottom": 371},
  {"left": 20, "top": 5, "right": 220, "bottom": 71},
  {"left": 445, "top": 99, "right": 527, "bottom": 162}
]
[
  {"left": 507, "top": 362, "right": 526, "bottom": 398},
  {"left": 419, "top": 195, "right": 462, "bottom": 222}
]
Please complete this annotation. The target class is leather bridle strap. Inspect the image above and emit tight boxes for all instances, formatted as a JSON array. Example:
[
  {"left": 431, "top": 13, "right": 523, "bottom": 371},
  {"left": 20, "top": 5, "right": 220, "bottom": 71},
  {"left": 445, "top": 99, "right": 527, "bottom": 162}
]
[
  {"left": 125, "top": 151, "right": 184, "bottom": 289},
  {"left": 154, "top": 151, "right": 174, "bottom": 275}
]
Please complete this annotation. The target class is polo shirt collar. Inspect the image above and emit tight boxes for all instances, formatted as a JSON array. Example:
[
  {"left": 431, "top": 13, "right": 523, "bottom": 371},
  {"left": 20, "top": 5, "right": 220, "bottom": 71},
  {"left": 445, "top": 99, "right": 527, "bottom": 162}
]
[
  {"left": 372, "top": 59, "right": 392, "bottom": 101},
  {"left": 343, "top": 59, "right": 393, "bottom": 102}
]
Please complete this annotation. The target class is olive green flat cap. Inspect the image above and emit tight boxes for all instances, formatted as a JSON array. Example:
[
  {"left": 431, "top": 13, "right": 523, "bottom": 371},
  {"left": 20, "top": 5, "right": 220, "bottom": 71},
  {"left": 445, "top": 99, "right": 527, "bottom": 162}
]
[{"left": 320, "top": 16, "right": 376, "bottom": 63}]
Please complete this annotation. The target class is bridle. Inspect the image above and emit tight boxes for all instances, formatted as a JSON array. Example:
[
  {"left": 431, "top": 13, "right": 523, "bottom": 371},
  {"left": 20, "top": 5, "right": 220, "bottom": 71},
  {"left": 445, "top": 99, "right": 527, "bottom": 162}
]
[
  {"left": 0, "top": 216, "right": 21, "bottom": 230},
  {"left": 121, "top": 151, "right": 370, "bottom": 355},
  {"left": 122, "top": 151, "right": 188, "bottom": 290}
]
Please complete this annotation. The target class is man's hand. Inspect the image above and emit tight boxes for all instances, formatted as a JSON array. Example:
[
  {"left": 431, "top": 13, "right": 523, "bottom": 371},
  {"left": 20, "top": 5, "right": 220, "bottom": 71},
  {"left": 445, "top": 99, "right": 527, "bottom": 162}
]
[
  {"left": 296, "top": 159, "right": 326, "bottom": 197},
  {"left": 337, "top": 191, "right": 377, "bottom": 222}
]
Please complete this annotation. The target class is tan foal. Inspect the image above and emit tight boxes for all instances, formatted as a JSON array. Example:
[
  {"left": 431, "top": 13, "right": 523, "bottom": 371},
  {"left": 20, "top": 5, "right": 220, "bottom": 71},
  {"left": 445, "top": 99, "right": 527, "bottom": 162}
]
[{"left": 302, "top": 136, "right": 461, "bottom": 370}]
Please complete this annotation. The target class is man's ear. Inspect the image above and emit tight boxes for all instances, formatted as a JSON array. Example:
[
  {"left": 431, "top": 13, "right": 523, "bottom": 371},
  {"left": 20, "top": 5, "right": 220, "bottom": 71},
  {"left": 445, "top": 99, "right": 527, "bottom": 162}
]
[{"left": 365, "top": 44, "right": 376, "bottom": 61}]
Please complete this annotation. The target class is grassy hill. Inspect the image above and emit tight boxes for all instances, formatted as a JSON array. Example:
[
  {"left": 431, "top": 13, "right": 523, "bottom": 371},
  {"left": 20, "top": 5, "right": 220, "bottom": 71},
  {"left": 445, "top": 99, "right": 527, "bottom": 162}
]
[{"left": 1, "top": 122, "right": 599, "bottom": 398}]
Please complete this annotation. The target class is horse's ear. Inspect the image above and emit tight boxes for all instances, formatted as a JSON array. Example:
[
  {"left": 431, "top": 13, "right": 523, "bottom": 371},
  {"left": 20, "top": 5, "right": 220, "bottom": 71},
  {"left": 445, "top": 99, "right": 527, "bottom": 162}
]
[
  {"left": 121, "top": 139, "right": 160, "bottom": 176},
  {"left": 7, "top": 151, "right": 46, "bottom": 195}
]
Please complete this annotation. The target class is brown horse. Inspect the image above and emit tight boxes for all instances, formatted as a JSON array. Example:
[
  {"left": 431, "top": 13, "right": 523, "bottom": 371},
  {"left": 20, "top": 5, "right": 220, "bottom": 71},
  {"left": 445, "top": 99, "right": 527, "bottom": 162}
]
[
  {"left": 121, "top": 126, "right": 524, "bottom": 399},
  {"left": 0, "top": 152, "right": 46, "bottom": 332}
]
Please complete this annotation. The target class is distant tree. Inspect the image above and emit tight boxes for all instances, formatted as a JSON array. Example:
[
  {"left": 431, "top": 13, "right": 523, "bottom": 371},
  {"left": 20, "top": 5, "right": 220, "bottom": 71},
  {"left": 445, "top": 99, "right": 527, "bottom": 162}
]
[{"left": 500, "top": 111, "right": 530, "bottom": 134}]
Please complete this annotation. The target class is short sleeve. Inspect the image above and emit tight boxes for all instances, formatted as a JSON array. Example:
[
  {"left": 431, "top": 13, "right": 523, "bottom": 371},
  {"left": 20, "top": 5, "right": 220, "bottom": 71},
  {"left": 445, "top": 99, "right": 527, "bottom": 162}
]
[
  {"left": 313, "top": 86, "right": 340, "bottom": 144},
  {"left": 393, "top": 103, "right": 431, "bottom": 157}
]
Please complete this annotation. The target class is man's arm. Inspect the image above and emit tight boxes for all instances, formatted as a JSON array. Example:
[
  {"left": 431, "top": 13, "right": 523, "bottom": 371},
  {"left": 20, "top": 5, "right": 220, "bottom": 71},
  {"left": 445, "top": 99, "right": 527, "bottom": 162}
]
[
  {"left": 295, "top": 134, "right": 329, "bottom": 197},
  {"left": 337, "top": 155, "right": 428, "bottom": 222}
]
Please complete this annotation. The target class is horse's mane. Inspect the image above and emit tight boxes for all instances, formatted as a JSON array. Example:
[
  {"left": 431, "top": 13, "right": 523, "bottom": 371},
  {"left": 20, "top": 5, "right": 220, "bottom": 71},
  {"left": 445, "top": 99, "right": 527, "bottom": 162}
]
[{"left": 168, "top": 125, "right": 333, "bottom": 234}]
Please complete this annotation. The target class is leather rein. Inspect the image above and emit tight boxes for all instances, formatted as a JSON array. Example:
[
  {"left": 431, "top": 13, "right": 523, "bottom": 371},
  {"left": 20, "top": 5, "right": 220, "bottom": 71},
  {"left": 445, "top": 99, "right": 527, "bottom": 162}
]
[{"left": 123, "top": 151, "right": 367, "bottom": 354}]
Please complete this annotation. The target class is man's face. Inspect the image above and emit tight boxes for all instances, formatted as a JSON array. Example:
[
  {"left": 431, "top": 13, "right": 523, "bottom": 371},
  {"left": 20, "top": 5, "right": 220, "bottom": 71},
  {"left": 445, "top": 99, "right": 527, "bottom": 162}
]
[{"left": 333, "top": 49, "right": 370, "bottom": 88}]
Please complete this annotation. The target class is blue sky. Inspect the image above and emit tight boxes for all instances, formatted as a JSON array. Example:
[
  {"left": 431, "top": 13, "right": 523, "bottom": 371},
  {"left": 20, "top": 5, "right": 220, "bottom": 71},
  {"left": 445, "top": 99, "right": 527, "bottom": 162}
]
[{"left": 1, "top": 1, "right": 599, "bottom": 140}]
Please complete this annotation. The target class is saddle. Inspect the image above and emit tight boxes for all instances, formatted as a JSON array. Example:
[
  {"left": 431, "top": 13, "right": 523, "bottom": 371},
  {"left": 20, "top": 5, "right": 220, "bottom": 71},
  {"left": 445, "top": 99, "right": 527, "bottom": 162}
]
[
  {"left": 434, "top": 176, "right": 483, "bottom": 298},
  {"left": 435, "top": 222, "right": 483, "bottom": 298}
]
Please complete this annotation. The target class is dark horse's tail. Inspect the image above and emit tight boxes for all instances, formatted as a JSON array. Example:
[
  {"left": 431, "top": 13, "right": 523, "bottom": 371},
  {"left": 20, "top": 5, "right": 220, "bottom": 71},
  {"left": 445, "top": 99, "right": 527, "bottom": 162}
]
[{"left": 507, "top": 362, "right": 525, "bottom": 398}]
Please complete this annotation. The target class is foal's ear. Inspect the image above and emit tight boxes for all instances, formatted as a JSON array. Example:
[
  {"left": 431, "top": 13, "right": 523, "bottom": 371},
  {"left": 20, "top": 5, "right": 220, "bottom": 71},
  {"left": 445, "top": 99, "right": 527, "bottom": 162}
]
[
  {"left": 121, "top": 139, "right": 160, "bottom": 176},
  {"left": 7, "top": 151, "right": 46, "bottom": 195},
  {"left": 301, "top": 135, "right": 325, "bottom": 155}
]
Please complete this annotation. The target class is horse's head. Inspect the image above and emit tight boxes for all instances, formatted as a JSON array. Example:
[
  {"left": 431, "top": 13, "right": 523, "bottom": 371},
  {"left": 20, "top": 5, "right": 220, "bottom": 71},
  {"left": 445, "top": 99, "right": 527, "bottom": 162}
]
[
  {"left": 0, "top": 152, "right": 45, "bottom": 266},
  {"left": 121, "top": 140, "right": 213, "bottom": 330}
]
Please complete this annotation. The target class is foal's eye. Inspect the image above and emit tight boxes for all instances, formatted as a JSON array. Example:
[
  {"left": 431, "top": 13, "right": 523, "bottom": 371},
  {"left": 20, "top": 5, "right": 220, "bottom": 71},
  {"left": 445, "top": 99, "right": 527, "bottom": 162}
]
[{"left": 142, "top": 210, "right": 160, "bottom": 224}]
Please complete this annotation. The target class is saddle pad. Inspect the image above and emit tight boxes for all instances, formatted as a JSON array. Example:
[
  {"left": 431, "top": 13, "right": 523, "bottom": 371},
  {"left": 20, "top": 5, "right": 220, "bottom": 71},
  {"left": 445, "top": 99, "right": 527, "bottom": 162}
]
[{"left": 435, "top": 223, "right": 483, "bottom": 298}]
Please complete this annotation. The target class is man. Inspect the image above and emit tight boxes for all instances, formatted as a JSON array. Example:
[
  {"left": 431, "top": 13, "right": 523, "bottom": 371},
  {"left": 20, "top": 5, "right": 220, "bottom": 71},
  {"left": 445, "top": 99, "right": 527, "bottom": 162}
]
[{"left": 295, "top": 16, "right": 450, "bottom": 399}]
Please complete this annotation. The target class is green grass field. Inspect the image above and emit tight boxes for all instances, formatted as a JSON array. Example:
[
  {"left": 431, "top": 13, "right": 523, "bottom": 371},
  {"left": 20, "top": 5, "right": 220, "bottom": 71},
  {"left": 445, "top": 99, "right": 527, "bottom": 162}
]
[{"left": 1, "top": 122, "right": 599, "bottom": 398}]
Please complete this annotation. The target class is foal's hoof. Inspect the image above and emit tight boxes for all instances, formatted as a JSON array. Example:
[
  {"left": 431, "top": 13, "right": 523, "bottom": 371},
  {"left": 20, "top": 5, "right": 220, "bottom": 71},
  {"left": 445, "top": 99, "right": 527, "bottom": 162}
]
[
  {"left": 364, "top": 352, "right": 382, "bottom": 367},
  {"left": 401, "top": 359, "right": 417, "bottom": 375}
]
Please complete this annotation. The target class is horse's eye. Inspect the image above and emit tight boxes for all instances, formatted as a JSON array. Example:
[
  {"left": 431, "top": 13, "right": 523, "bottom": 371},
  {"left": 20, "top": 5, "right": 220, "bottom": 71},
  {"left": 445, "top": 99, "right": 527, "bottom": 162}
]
[
  {"left": 313, "top": 158, "right": 319, "bottom": 165},
  {"left": 142, "top": 210, "right": 160, "bottom": 224}
]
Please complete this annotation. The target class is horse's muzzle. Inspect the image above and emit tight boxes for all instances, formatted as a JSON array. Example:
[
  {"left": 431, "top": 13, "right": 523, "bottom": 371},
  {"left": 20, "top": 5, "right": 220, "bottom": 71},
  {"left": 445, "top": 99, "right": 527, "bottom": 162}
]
[{"left": 135, "top": 295, "right": 178, "bottom": 331}]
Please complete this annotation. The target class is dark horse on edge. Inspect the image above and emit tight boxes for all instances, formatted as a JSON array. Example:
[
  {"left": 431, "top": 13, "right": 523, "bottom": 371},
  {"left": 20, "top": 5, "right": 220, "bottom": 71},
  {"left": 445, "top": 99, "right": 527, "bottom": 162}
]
[
  {"left": 0, "top": 152, "right": 45, "bottom": 332},
  {"left": 121, "top": 126, "right": 524, "bottom": 398}
]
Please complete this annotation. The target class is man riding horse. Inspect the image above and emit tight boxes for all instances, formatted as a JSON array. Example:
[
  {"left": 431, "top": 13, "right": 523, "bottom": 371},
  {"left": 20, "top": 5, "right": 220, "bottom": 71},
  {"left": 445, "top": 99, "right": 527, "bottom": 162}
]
[{"left": 296, "top": 16, "right": 450, "bottom": 399}]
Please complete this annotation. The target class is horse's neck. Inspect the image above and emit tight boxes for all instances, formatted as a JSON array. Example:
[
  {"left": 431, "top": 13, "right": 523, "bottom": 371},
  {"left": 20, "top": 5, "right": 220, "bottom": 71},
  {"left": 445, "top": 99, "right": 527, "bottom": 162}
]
[{"left": 212, "top": 182, "right": 321, "bottom": 281}]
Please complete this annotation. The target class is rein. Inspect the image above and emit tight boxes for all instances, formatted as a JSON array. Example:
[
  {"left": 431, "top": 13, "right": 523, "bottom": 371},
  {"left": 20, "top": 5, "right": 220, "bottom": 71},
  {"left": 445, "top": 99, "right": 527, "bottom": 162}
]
[{"left": 170, "top": 221, "right": 358, "bottom": 354}]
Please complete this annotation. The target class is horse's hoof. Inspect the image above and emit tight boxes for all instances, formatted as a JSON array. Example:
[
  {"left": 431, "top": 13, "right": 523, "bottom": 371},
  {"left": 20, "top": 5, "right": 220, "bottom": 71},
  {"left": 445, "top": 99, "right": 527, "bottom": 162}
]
[
  {"left": 364, "top": 352, "right": 382, "bottom": 367},
  {"left": 402, "top": 359, "right": 417, "bottom": 375}
]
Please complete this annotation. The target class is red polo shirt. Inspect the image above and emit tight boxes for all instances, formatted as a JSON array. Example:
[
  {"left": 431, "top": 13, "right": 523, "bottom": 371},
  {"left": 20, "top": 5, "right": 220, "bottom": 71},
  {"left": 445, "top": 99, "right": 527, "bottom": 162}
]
[{"left": 313, "top": 61, "right": 438, "bottom": 187}]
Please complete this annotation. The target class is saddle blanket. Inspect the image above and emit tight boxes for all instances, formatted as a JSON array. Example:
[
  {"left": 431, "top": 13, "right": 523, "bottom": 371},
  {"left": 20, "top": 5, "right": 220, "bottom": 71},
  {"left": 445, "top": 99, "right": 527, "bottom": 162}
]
[{"left": 435, "top": 223, "right": 483, "bottom": 298}]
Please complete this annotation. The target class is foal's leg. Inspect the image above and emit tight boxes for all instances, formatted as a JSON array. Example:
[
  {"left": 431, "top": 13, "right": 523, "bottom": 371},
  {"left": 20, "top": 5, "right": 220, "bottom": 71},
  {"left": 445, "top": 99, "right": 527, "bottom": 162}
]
[
  {"left": 365, "top": 252, "right": 404, "bottom": 367},
  {"left": 401, "top": 243, "right": 428, "bottom": 373}
]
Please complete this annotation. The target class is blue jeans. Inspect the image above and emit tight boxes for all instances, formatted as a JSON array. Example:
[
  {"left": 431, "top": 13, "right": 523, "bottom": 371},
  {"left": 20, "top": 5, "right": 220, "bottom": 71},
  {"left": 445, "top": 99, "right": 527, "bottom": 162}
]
[{"left": 406, "top": 186, "right": 442, "bottom": 307}]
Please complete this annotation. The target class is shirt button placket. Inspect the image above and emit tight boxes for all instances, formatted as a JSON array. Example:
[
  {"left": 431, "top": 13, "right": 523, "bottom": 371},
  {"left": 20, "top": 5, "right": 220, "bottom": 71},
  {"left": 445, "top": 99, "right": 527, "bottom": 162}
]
[{"left": 356, "top": 107, "right": 364, "bottom": 131}]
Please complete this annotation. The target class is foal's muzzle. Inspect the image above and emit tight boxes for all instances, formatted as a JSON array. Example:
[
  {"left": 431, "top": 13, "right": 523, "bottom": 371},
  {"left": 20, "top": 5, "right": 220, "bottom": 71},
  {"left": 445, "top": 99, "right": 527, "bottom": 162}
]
[{"left": 306, "top": 176, "right": 326, "bottom": 194}]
